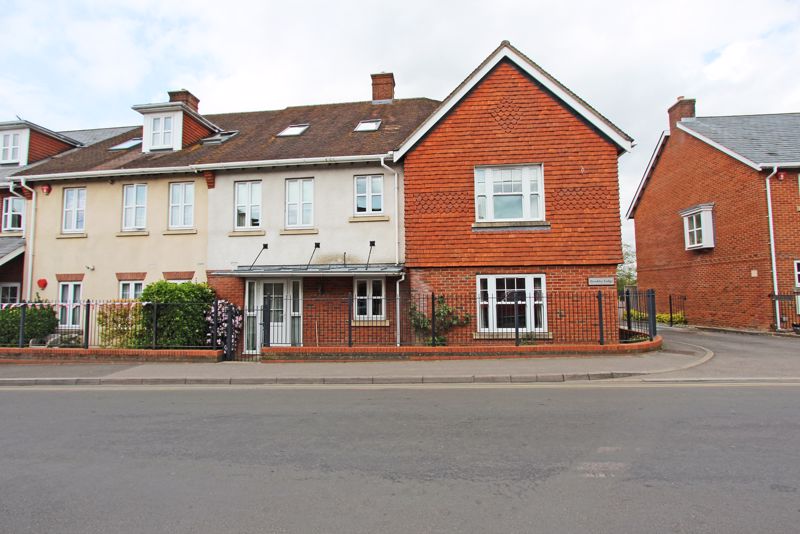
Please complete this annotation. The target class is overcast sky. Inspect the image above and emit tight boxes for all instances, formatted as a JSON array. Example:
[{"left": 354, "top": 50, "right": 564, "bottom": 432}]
[{"left": 2, "top": 0, "right": 799, "bottom": 246}]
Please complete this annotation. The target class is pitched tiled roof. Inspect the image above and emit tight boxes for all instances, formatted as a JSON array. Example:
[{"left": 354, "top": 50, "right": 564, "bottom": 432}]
[
  {"left": 680, "top": 113, "right": 800, "bottom": 166},
  {"left": 14, "top": 99, "right": 440, "bottom": 177}
]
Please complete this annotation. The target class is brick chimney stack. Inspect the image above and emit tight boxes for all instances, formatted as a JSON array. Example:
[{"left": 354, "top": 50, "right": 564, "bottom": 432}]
[
  {"left": 168, "top": 89, "right": 200, "bottom": 112},
  {"left": 371, "top": 73, "right": 395, "bottom": 102},
  {"left": 668, "top": 96, "right": 695, "bottom": 131}
]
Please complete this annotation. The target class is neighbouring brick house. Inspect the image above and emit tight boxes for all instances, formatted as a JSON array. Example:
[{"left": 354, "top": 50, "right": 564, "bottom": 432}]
[
  {"left": 628, "top": 97, "right": 800, "bottom": 331},
  {"left": 4, "top": 41, "right": 636, "bottom": 351}
]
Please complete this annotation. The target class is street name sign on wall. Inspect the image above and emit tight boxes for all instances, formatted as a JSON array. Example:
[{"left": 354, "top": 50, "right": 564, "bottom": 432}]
[{"left": 588, "top": 277, "right": 615, "bottom": 286}]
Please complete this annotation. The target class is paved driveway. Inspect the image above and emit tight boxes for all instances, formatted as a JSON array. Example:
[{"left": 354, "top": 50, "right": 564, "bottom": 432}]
[{"left": 656, "top": 327, "right": 799, "bottom": 379}]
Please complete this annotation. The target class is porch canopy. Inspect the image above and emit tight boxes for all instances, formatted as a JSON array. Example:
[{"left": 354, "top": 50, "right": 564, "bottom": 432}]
[
  {"left": 0, "top": 237, "right": 25, "bottom": 267},
  {"left": 229, "top": 263, "right": 404, "bottom": 277}
]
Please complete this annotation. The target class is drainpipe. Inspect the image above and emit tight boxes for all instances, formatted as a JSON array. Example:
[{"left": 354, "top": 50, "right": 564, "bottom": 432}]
[
  {"left": 379, "top": 155, "right": 403, "bottom": 346},
  {"left": 17, "top": 178, "right": 37, "bottom": 301},
  {"left": 765, "top": 166, "right": 781, "bottom": 330},
  {"left": 395, "top": 273, "right": 405, "bottom": 346},
  {"left": 379, "top": 154, "right": 400, "bottom": 266}
]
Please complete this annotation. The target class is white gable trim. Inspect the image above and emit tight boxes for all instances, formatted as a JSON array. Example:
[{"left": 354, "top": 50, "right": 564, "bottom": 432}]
[
  {"left": 626, "top": 130, "right": 668, "bottom": 219},
  {"left": 676, "top": 122, "right": 761, "bottom": 170},
  {"left": 394, "top": 45, "right": 633, "bottom": 159}
]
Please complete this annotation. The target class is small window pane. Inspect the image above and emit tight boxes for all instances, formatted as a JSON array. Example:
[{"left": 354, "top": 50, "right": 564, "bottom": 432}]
[
  {"left": 493, "top": 195, "right": 523, "bottom": 219},
  {"left": 372, "top": 280, "right": 383, "bottom": 297},
  {"left": 356, "top": 177, "right": 367, "bottom": 195}
]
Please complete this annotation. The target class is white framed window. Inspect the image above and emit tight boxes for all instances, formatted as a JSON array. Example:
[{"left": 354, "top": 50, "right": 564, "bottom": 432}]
[
  {"left": 58, "top": 282, "right": 82, "bottom": 328},
  {"left": 477, "top": 275, "right": 547, "bottom": 332},
  {"left": 0, "top": 283, "right": 20, "bottom": 304},
  {"left": 169, "top": 182, "right": 194, "bottom": 229},
  {"left": 794, "top": 260, "right": 800, "bottom": 288},
  {"left": 62, "top": 187, "right": 86, "bottom": 233},
  {"left": 679, "top": 204, "right": 715, "bottom": 250},
  {"left": 2, "top": 197, "right": 24, "bottom": 231},
  {"left": 277, "top": 124, "right": 309, "bottom": 137},
  {"left": 354, "top": 278, "right": 385, "bottom": 320},
  {"left": 286, "top": 178, "right": 314, "bottom": 227},
  {"left": 234, "top": 181, "right": 261, "bottom": 229},
  {"left": 475, "top": 165, "right": 544, "bottom": 222},
  {"left": 122, "top": 184, "right": 147, "bottom": 230},
  {"left": 119, "top": 281, "right": 143, "bottom": 300},
  {"left": 354, "top": 119, "right": 381, "bottom": 132},
  {"left": 151, "top": 115, "right": 173, "bottom": 148},
  {"left": 0, "top": 132, "right": 21, "bottom": 163},
  {"left": 354, "top": 175, "right": 383, "bottom": 215}
]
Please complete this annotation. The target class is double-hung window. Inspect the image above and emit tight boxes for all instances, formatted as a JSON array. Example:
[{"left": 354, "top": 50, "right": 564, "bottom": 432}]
[
  {"left": 122, "top": 184, "right": 147, "bottom": 231},
  {"left": 58, "top": 282, "right": 82, "bottom": 328},
  {"left": 477, "top": 275, "right": 546, "bottom": 332},
  {"left": 679, "top": 204, "right": 715, "bottom": 250},
  {"left": 0, "top": 133, "right": 20, "bottom": 163},
  {"left": 2, "top": 197, "right": 24, "bottom": 231},
  {"left": 354, "top": 278, "right": 385, "bottom": 320},
  {"left": 286, "top": 178, "right": 313, "bottom": 227},
  {"left": 234, "top": 181, "right": 261, "bottom": 229},
  {"left": 119, "top": 281, "right": 143, "bottom": 300},
  {"left": 0, "top": 283, "right": 19, "bottom": 304},
  {"left": 169, "top": 182, "right": 194, "bottom": 229},
  {"left": 354, "top": 175, "right": 383, "bottom": 215},
  {"left": 151, "top": 116, "right": 173, "bottom": 149},
  {"left": 475, "top": 165, "right": 544, "bottom": 222},
  {"left": 62, "top": 188, "right": 86, "bottom": 233}
]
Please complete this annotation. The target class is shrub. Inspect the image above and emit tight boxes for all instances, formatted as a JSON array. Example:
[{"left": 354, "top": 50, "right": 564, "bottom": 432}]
[
  {"left": 0, "top": 304, "right": 59, "bottom": 346},
  {"left": 206, "top": 300, "right": 243, "bottom": 351},
  {"left": 622, "top": 310, "right": 687, "bottom": 325},
  {"left": 140, "top": 281, "right": 216, "bottom": 348},
  {"left": 409, "top": 295, "right": 471, "bottom": 346},
  {"left": 96, "top": 301, "right": 145, "bottom": 348}
]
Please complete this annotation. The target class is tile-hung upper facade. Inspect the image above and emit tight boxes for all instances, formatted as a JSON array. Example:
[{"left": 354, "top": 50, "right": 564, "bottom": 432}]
[
  {"left": 628, "top": 98, "right": 800, "bottom": 331},
  {"left": 4, "top": 41, "right": 633, "bottom": 347}
]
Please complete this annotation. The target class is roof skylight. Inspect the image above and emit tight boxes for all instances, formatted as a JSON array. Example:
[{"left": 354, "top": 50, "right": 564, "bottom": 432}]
[
  {"left": 109, "top": 138, "right": 142, "bottom": 150},
  {"left": 354, "top": 119, "right": 381, "bottom": 132},
  {"left": 277, "top": 124, "right": 309, "bottom": 137},
  {"left": 200, "top": 131, "right": 239, "bottom": 145}
]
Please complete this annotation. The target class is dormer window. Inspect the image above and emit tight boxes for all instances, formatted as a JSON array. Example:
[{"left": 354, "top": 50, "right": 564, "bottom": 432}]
[
  {"left": 277, "top": 124, "right": 309, "bottom": 137},
  {"left": 151, "top": 116, "right": 173, "bottom": 149},
  {"left": 354, "top": 119, "right": 381, "bottom": 132},
  {"left": 0, "top": 132, "right": 21, "bottom": 164}
]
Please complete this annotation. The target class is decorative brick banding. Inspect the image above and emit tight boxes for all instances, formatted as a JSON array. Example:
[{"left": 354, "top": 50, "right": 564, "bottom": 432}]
[
  {"left": 163, "top": 271, "right": 194, "bottom": 281},
  {"left": 56, "top": 273, "right": 85, "bottom": 282},
  {"left": 116, "top": 272, "right": 147, "bottom": 281}
]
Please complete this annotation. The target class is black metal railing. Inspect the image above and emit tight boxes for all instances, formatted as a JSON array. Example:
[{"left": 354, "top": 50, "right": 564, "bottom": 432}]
[
  {"left": 771, "top": 293, "right": 800, "bottom": 332},
  {"left": 244, "top": 289, "right": 657, "bottom": 352}
]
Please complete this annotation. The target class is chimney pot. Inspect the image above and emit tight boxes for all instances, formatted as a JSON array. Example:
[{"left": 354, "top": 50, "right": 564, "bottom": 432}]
[
  {"left": 168, "top": 89, "right": 200, "bottom": 112},
  {"left": 370, "top": 73, "right": 395, "bottom": 102}
]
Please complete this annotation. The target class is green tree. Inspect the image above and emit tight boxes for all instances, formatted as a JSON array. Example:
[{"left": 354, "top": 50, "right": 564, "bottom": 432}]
[{"left": 617, "top": 243, "right": 637, "bottom": 292}]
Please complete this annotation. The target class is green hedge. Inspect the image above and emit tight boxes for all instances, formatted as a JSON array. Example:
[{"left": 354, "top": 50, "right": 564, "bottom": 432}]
[
  {"left": 0, "top": 305, "right": 59, "bottom": 346},
  {"left": 139, "top": 281, "right": 216, "bottom": 348}
]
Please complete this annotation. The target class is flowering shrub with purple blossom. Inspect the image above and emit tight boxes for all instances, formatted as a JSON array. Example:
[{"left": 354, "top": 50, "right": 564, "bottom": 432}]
[{"left": 206, "top": 300, "right": 243, "bottom": 351}]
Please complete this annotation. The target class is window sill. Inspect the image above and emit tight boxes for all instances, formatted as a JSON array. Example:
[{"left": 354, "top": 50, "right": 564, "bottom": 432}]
[
  {"left": 57, "top": 233, "right": 87, "bottom": 239},
  {"left": 229, "top": 229, "right": 266, "bottom": 237},
  {"left": 163, "top": 228, "right": 197, "bottom": 235},
  {"left": 280, "top": 227, "right": 318, "bottom": 235},
  {"left": 116, "top": 231, "right": 149, "bottom": 237},
  {"left": 351, "top": 319, "right": 390, "bottom": 327},
  {"left": 472, "top": 220, "right": 551, "bottom": 231},
  {"left": 685, "top": 244, "right": 714, "bottom": 251},
  {"left": 473, "top": 331, "right": 553, "bottom": 341},
  {"left": 1, "top": 231, "right": 23, "bottom": 237},
  {"left": 348, "top": 215, "right": 389, "bottom": 223}
]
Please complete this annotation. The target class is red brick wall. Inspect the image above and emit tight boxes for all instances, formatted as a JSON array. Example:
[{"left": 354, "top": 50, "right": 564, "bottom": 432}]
[
  {"left": 771, "top": 170, "right": 800, "bottom": 295},
  {"left": 0, "top": 254, "right": 23, "bottom": 284},
  {"left": 182, "top": 113, "right": 213, "bottom": 148},
  {"left": 403, "top": 59, "right": 623, "bottom": 269},
  {"left": 28, "top": 129, "right": 74, "bottom": 163},
  {"left": 407, "top": 265, "right": 619, "bottom": 344},
  {"left": 633, "top": 125, "right": 782, "bottom": 329},
  {"left": 206, "top": 271, "right": 245, "bottom": 307}
]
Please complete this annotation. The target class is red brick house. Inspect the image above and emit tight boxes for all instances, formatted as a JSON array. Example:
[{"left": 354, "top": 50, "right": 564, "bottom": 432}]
[
  {"left": 628, "top": 98, "right": 800, "bottom": 331},
  {"left": 395, "top": 41, "right": 633, "bottom": 344}
]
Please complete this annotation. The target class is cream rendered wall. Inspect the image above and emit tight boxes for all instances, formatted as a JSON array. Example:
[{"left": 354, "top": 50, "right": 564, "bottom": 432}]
[
  {"left": 206, "top": 164, "right": 404, "bottom": 271},
  {"left": 30, "top": 176, "right": 208, "bottom": 300}
]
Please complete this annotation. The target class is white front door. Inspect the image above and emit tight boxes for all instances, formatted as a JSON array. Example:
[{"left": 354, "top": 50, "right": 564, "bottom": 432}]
[{"left": 244, "top": 279, "right": 302, "bottom": 352}]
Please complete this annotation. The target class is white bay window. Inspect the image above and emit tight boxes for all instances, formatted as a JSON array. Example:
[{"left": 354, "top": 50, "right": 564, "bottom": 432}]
[
  {"left": 477, "top": 275, "right": 546, "bottom": 332},
  {"left": 680, "top": 204, "right": 715, "bottom": 250}
]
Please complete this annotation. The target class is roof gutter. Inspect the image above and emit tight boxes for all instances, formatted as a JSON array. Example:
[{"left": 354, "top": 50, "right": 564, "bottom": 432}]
[
  {"left": 764, "top": 166, "right": 782, "bottom": 330},
  {"left": 15, "top": 154, "right": 393, "bottom": 182}
]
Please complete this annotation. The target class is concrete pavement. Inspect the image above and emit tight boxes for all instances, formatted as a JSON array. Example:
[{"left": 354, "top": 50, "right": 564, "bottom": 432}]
[{"left": 0, "top": 340, "right": 711, "bottom": 386}]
